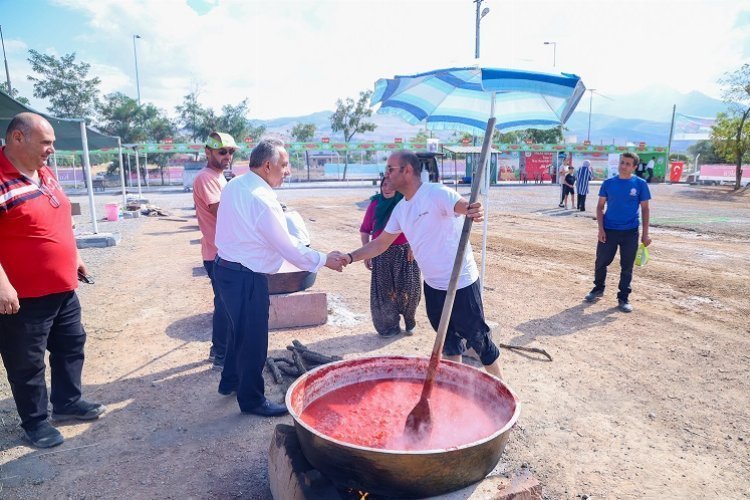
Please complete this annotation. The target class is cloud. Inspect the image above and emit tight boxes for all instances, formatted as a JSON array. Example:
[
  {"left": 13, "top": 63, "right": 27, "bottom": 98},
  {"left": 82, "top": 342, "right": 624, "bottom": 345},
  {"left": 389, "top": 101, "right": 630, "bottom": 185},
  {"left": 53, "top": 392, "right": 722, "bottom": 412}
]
[{"left": 21, "top": 0, "right": 750, "bottom": 120}]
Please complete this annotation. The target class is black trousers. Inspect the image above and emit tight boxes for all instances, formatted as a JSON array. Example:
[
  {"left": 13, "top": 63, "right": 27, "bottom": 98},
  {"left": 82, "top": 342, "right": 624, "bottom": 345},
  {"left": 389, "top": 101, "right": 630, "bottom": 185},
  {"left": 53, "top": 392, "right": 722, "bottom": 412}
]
[
  {"left": 577, "top": 194, "right": 587, "bottom": 211},
  {"left": 0, "top": 291, "right": 86, "bottom": 430},
  {"left": 214, "top": 259, "right": 270, "bottom": 411},
  {"left": 423, "top": 279, "right": 499, "bottom": 366},
  {"left": 593, "top": 228, "right": 639, "bottom": 302},
  {"left": 203, "top": 260, "right": 229, "bottom": 362}
]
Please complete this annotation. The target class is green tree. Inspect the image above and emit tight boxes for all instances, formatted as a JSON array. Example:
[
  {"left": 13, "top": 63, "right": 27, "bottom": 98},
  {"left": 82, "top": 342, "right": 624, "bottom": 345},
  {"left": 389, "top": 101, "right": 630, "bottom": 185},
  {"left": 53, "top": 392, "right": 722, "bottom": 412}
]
[
  {"left": 291, "top": 122, "right": 316, "bottom": 142},
  {"left": 0, "top": 82, "right": 30, "bottom": 105},
  {"left": 27, "top": 50, "right": 101, "bottom": 119},
  {"left": 216, "top": 99, "right": 250, "bottom": 141},
  {"left": 715, "top": 63, "right": 750, "bottom": 189},
  {"left": 687, "top": 140, "right": 726, "bottom": 165},
  {"left": 710, "top": 112, "right": 750, "bottom": 181},
  {"left": 494, "top": 126, "right": 564, "bottom": 144},
  {"left": 412, "top": 128, "right": 430, "bottom": 143},
  {"left": 175, "top": 90, "right": 208, "bottom": 143},
  {"left": 290, "top": 123, "right": 317, "bottom": 180},
  {"left": 330, "top": 90, "right": 376, "bottom": 180},
  {"left": 97, "top": 92, "right": 146, "bottom": 142},
  {"left": 97, "top": 93, "right": 176, "bottom": 182}
]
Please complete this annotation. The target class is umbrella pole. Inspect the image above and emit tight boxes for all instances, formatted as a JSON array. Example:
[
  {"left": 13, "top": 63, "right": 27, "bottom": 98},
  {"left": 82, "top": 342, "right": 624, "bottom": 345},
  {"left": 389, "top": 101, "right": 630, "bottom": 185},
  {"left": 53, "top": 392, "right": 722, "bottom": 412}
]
[{"left": 480, "top": 92, "right": 496, "bottom": 298}]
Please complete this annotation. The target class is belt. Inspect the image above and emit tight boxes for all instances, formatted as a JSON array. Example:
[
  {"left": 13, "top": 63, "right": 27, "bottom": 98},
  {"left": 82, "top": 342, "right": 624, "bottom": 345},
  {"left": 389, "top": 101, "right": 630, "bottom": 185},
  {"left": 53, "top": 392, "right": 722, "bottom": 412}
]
[{"left": 215, "top": 257, "right": 258, "bottom": 274}]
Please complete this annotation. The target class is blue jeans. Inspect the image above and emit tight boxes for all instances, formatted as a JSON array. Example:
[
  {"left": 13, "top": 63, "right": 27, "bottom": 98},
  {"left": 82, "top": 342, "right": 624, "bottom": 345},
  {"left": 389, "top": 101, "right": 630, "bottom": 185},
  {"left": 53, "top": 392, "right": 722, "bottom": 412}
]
[
  {"left": 593, "top": 228, "right": 639, "bottom": 302},
  {"left": 214, "top": 261, "right": 270, "bottom": 410},
  {"left": 0, "top": 291, "right": 86, "bottom": 430},
  {"left": 203, "top": 260, "right": 229, "bottom": 363}
]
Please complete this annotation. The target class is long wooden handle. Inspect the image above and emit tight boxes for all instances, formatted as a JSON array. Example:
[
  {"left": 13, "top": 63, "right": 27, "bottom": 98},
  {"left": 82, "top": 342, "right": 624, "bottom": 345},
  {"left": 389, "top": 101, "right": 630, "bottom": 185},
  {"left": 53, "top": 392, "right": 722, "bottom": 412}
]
[{"left": 420, "top": 118, "right": 497, "bottom": 399}]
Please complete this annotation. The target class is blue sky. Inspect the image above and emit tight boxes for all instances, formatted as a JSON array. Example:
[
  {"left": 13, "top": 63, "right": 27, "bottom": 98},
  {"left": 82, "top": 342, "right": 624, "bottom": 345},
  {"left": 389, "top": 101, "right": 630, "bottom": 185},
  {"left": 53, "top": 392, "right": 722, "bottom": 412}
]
[{"left": 1, "top": 0, "right": 749, "bottom": 120}]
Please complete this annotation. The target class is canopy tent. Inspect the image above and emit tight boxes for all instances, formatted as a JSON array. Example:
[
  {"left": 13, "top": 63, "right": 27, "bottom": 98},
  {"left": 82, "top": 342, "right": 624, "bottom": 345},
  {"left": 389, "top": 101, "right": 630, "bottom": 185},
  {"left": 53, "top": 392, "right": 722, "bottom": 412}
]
[{"left": 0, "top": 88, "right": 126, "bottom": 232}]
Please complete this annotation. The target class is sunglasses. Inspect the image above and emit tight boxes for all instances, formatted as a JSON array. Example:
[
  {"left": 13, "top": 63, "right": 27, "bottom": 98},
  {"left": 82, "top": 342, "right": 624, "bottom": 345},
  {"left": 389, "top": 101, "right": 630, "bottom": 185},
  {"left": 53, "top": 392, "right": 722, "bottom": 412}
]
[
  {"left": 39, "top": 183, "right": 60, "bottom": 208},
  {"left": 216, "top": 148, "right": 236, "bottom": 156}
]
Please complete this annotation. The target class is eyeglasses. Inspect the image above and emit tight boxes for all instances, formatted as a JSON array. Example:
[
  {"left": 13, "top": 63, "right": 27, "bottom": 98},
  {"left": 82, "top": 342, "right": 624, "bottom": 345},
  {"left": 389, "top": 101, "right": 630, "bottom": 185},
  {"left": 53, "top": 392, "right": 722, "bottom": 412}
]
[
  {"left": 38, "top": 183, "right": 60, "bottom": 208},
  {"left": 216, "top": 149, "right": 236, "bottom": 156}
]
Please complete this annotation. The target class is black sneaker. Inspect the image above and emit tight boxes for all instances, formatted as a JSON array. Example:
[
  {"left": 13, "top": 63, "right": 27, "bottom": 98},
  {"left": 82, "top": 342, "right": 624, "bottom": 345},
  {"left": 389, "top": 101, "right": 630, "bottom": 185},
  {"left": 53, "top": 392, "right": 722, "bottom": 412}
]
[
  {"left": 584, "top": 289, "right": 604, "bottom": 302},
  {"left": 52, "top": 400, "right": 106, "bottom": 422},
  {"left": 24, "top": 421, "right": 64, "bottom": 448},
  {"left": 618, "top": 300, "right": 633, "bottom": 313}
]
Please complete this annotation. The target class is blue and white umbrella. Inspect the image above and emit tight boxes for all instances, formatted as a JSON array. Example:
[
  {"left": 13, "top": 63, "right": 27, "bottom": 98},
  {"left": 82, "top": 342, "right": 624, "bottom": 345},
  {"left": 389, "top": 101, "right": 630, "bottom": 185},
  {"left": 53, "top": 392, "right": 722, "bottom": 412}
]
[
  {"left": 371, "top": 65, "right": 586, "bottom": 293},
  {"left": 371, "top": 66, "right": 586, "bottom": 135}
]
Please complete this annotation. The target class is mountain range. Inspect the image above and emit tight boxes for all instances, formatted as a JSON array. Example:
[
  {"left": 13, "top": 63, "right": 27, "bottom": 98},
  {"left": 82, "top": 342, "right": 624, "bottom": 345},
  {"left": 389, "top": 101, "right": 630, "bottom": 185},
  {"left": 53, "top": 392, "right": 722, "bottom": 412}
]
[{"left": 250, "top": 86, "right": 729, "bottom": 152}]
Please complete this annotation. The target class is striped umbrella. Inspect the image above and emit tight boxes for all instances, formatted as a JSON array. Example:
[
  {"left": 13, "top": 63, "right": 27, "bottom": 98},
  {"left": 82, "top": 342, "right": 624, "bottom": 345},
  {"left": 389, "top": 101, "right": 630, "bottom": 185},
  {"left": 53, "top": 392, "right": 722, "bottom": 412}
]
[
  {"left": 371, "top": 65, "right": 586, "bottom": 294},
  {"left": 371, "top": 66, "right": 586, "bottom": 135}
]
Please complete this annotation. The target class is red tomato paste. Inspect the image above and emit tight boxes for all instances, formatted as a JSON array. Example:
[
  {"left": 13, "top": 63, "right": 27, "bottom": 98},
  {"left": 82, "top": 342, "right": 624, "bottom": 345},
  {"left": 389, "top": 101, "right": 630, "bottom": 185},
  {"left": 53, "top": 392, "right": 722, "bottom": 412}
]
[{"left": 299, "top": 378, "right": 510, "bottom": 451}]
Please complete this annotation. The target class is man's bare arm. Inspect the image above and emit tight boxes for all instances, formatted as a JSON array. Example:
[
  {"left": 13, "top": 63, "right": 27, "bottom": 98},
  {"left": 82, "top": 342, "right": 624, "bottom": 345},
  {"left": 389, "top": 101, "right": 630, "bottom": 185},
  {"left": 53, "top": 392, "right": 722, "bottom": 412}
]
[{"left": 348, "top": 231, "right": 399, "bottom": 264}]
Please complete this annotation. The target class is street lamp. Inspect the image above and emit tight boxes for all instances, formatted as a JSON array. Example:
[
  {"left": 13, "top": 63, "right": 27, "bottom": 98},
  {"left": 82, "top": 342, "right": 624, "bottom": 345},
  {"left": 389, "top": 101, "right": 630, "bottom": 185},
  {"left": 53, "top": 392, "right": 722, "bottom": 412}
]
[
  {"left": 543, "top": 41, "right": 556, "bottom": 67},
  {"left": 132, "top": 34, "right": 142, "bottom": 105},
  {"left": 474, "top": 0, "right": 490, "bottom": 59}
]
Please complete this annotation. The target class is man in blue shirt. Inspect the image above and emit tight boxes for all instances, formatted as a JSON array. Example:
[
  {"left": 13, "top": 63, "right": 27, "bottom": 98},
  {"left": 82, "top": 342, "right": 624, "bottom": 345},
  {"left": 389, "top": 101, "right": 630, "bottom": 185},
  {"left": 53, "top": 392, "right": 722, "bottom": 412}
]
[{"left": 585, "top": 152, "right": 652, "bottom": 312}]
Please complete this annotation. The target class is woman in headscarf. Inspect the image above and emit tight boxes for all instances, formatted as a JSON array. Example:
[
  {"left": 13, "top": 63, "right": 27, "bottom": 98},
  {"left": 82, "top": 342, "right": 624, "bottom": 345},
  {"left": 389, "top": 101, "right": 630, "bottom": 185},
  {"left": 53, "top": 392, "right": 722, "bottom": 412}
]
[
  {"left": 359, "top": 178, "right": 421, "bottom": 337},
  {"left": 576, "top": 160, "right": 593, "bottom": 212}
]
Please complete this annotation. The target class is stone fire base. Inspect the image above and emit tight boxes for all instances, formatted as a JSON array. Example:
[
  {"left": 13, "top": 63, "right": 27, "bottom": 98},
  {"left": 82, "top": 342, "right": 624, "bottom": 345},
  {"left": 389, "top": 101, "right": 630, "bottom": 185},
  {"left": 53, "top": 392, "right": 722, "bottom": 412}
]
[
  {"left": 269, "top": 292, "right": 327, "bottom": 330},
  {"left": 268, "top": 424, "right": 542, "bottom": 500}
]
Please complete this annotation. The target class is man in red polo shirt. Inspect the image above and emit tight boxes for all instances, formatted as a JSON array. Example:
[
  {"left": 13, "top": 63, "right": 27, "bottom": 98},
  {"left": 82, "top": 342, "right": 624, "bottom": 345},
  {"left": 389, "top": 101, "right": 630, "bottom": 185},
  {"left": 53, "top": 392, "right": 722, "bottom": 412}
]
[{"left": 0, "top": 112, "right": 105, "bottom": 448}]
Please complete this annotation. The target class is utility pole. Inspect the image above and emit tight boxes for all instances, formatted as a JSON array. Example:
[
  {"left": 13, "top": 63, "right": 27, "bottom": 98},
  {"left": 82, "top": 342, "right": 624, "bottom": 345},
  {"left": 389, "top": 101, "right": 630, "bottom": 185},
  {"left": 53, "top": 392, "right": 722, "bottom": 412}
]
[{"left": 0, "top": 25, "right": 12, "bottom": 94}]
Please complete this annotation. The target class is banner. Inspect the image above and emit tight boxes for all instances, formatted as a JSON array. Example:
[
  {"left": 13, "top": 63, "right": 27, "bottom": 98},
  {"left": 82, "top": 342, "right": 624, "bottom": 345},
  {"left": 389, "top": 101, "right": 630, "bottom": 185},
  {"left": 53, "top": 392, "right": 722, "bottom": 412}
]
[
  {"left": 497, "top": 152, "right": 520, "bottom": 181},
  {"left": 522, "top": 152, "right": 553, "bottom": 181},
  {"left": 673, "top": 113, "right": 715, "bottom": 141}
]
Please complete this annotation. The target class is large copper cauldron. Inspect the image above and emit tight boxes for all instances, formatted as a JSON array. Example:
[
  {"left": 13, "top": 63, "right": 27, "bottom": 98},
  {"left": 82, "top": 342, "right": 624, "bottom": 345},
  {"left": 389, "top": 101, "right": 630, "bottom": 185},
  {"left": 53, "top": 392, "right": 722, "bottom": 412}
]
[{"left": 286, "top": 355, "right": 520, "bottom": 498}]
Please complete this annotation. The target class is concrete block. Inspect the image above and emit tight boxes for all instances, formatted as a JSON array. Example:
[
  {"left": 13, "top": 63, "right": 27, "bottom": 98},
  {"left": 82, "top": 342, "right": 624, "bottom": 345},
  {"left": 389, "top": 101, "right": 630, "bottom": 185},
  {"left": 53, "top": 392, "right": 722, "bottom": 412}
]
[
  {"left": 269, "top": 291, "right": 327, "bottom": 330},
  {"left": 76, "top": 232, "right": 121, "bottom": 248},
  {"left": 70, "top": 202, "right": 81, "bottom": 216},
  {"left": 268, "top": 424, "right": 341, "bottom": 500}
]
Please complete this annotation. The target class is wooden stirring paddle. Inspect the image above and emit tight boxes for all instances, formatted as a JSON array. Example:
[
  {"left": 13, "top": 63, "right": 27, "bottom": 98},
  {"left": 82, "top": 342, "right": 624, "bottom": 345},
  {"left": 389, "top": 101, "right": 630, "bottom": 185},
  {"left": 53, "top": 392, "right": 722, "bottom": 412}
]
[{"left": 404, "top": 117, "right": 496, "bottom": 441}]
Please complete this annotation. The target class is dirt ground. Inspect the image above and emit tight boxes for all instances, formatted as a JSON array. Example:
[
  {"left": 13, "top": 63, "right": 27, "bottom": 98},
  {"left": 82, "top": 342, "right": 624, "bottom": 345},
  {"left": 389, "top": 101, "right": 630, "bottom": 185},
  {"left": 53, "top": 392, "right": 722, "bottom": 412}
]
[{"left": 1, "top": 183, "right": 748, "bottom": 499}]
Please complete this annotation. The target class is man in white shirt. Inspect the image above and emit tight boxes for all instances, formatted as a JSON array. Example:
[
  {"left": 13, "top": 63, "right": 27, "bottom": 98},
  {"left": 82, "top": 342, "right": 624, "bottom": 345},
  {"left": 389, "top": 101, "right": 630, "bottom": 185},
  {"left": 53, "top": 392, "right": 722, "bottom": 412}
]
[
  {"left": 646, "top": 157, "right": 655, "bottom": 183},
  {"left": 214, "top": 139, "right": 345, "bottom": 416},
  {"left": 341, "top": 151, "right": 504, "bottom": 380}
]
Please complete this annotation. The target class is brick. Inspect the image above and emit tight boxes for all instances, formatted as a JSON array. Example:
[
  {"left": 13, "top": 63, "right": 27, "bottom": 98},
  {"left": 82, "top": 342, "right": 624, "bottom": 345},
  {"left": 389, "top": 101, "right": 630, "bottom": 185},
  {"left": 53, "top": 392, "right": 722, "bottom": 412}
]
[
  {"left": 268, "top": 424, "right": 341, "bottom": 500},
  {"left": 269, "top": 291, "right": 327, "bottom": 330}
]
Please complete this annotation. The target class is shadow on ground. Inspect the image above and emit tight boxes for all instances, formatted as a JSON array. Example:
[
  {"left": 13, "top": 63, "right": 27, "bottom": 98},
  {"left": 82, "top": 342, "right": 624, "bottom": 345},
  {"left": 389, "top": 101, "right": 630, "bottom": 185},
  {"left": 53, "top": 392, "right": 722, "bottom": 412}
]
[{"left": 509, "top": 302, "right": 618, "bottom": 346}]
